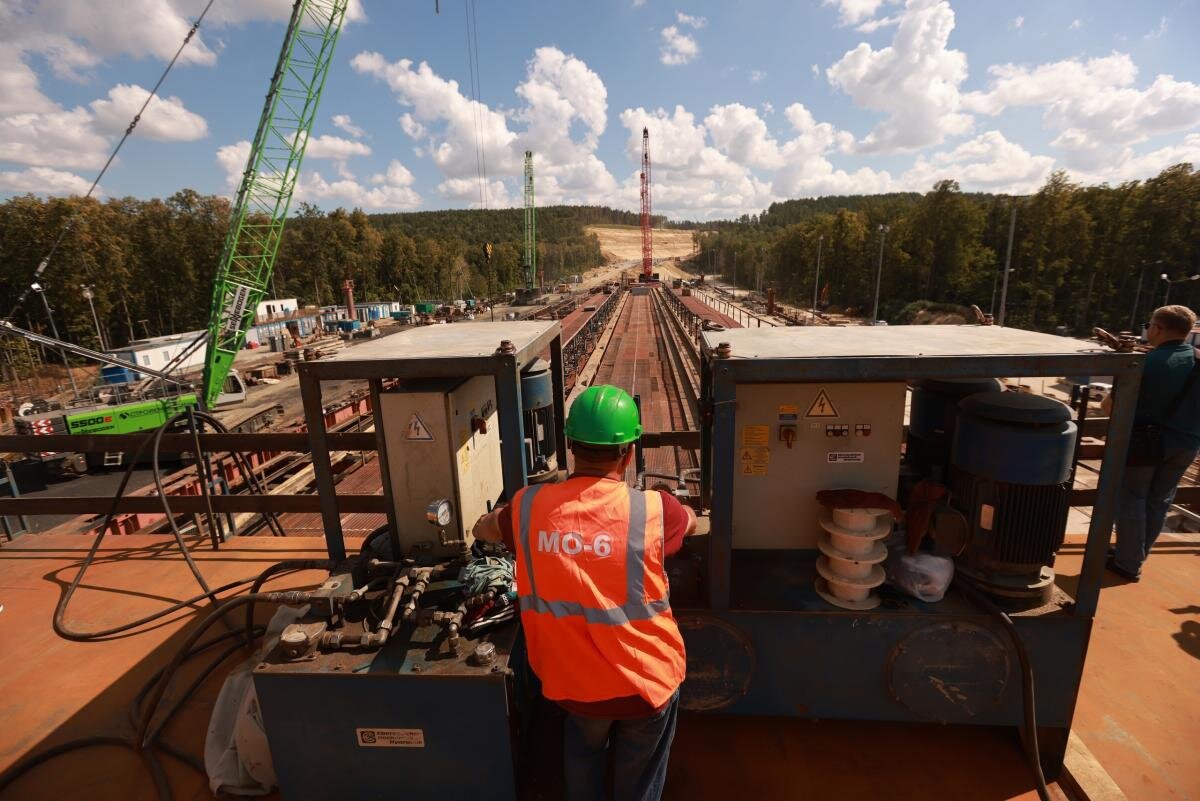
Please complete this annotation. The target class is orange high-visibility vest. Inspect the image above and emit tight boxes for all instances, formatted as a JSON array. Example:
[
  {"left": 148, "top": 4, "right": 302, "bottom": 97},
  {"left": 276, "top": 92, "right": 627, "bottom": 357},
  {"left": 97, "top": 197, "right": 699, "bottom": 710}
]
[{"left": 512, "top": 476, "right": 686, "bottom": 708}]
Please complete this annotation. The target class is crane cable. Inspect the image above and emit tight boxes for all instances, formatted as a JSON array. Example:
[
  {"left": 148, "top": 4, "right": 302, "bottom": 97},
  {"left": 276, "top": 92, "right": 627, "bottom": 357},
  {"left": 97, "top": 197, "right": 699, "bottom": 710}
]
[
  {"left": 463, "top": 0, "right": 488, "bottom": 210},
  {"left": 4, "top": 0, "right": 218, "bottom": 323}
]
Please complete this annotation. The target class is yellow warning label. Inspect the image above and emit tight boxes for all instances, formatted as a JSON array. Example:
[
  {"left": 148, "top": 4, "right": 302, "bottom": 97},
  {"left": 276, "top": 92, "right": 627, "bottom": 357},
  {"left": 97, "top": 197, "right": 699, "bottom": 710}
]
[
  {"left": 778, "top": 404, "right": 799, "bottom": 415},
  {"left": 740, "top": 447, "right": 770, "bottom": 464},
  {"left": 749, "top": 464, "right": 768, "bottom": 475},
  {"left": 741, "top": 425, "right": 770, "bottom": 446},
  {"left": 804, "top": 389, "right": 839, "bottom": 418}
]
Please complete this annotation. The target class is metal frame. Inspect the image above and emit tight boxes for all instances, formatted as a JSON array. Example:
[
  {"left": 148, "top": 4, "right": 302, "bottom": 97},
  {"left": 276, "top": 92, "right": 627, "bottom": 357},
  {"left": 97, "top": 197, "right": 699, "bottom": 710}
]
[
  {"left": 299, "top": 323, "right": 564, "bottom": 562},
  {"left": 689, "top": 329, "right": 1143, "bottom": 776}
]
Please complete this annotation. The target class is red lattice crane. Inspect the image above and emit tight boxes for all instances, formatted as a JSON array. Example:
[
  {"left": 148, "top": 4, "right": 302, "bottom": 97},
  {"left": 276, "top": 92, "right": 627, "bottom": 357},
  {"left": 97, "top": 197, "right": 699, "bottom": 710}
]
[{"left": 640, "top": 126, "right": 653, "bottom": 281}]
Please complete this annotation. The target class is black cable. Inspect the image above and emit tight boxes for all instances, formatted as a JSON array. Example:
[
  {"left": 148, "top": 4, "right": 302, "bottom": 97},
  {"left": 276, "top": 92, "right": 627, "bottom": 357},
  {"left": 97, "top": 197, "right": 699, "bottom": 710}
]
[
  {"left": 54, "top": 414, "right": 291, "bottom": 642},
  {"left": 954, "top": 576, "right": 1053, "bottom": 801},
  {"left": 5, "top": 0, "right": 218, "bottom": 322},
  {"left": 135, "top": 595, "right": 273, "bottom": 752}
]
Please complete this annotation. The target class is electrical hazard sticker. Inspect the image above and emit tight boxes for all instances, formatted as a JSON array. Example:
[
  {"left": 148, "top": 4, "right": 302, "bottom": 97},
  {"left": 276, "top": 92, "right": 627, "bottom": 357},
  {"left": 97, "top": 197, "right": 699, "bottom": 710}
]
[
  {"left": 805, "top": 389, "right": 839, "bottom": 418},
  {"left": 405, "top": 413, "right": 434, "bottom": 441},
  {"left": 356, "top": 728, "right": 425, "bottom": 748},
  {"left": 739, "top": 446, "right": 770, "bottom": 477}
]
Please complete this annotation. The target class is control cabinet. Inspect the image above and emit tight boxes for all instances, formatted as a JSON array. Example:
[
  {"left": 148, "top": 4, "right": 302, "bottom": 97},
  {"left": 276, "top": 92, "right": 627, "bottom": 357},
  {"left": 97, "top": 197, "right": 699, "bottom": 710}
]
[
  {"left": 378, "top": 375, "right": 503, "bottom": 557},
  {"left": 730, "top": 381, "right": 905, "bottom": 549}
]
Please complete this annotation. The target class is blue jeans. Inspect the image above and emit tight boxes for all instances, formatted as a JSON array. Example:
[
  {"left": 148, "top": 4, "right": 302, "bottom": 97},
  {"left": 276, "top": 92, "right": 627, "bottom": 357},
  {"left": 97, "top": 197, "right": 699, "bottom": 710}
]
[
  {"left": 1114, "top": 446, "right": 1198, "bottom": 575},
  {"left": 562, "top": 690, "right": 680, "bottom": 801}
]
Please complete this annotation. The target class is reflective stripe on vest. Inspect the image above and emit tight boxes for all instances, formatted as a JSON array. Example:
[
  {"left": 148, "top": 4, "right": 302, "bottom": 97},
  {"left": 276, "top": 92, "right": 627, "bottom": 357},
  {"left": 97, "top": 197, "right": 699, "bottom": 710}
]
[{"left": 516, "top": 483, "right": 669, "bottom": 625}]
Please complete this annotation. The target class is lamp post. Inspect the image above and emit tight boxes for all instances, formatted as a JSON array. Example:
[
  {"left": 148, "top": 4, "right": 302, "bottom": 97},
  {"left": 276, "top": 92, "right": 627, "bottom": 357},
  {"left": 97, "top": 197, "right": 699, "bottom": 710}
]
[
  {"left": 1129, "top": 259, "right": 1162, "bottom": 331},
  {"left": 997, "top": 202, "right": 1018, "bottom": 327},
  {"left": 1162, "top": 272, "right": 1200, "bottom": 305},
  {"left": 80, "top": 285, "right": 106, "bottom": 351},
  {"left": 870, "top": 224, "right": 889, "bottom": 324},
  {"left": 812, "top": 235, "right": 824, "bottom": 322},
  {"left": 30, "top": 282, "right": 78, "bottom": 396}
]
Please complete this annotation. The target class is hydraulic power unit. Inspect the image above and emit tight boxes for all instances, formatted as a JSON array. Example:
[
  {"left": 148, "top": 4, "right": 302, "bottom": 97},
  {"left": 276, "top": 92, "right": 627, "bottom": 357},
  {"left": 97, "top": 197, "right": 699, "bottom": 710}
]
[
  {"left": 950, "top": 391, "right": 1078, "bottom": 606},
  {"left": 686, "top": 325, "right": 1142, "bottom": 779},
  {"left": 275, "top": 321, "right": 565, "bottom": 801}
]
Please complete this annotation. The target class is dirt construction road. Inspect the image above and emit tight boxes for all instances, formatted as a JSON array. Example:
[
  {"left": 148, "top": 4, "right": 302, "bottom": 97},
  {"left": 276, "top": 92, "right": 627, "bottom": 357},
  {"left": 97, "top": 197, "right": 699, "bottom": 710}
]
[{"left": 586, "top": 225, "right": 696, "bottom": 263}]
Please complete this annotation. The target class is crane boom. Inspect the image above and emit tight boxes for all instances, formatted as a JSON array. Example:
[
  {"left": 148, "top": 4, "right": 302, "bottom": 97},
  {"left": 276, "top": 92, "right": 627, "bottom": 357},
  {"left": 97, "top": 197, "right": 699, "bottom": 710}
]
[
  {"left": 523, "top": 150, "right": 537, "bottom": 291},
  {"left": 201, "top": 0, "right": 349, "bottom": 408},
  {"left": 640, "top": 127, "right": 653, "bottom": 280}
]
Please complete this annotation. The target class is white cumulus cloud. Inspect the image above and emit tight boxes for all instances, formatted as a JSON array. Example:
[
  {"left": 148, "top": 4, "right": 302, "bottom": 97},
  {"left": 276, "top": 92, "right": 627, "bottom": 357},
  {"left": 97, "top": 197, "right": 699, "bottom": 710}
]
[
  {"left": 89, "top": 83, "right": 208, "bottom": 140},
  {"left": 964, "top": 52, "right": 1200, "bottom": 171},
  {"left": 0, "top": 165, "right": 97, "bottom": 196},
  {"left": 676, "top": 11, "right": 707, "bottom": 28},
  {"left": 899, "top": 131, "right": 1054, "bottom": 194},
  {"left": 331, "top": 114, "right": 366, "bottom": 138},
  {"left": 659, "top": 26, "right": 699, "bottom": 66},
  {"left": 353, "top": 46, "right": 619, "bottom": 207},
  {"left": 827, "top": 0, "right": 972, "bottom": 154}
]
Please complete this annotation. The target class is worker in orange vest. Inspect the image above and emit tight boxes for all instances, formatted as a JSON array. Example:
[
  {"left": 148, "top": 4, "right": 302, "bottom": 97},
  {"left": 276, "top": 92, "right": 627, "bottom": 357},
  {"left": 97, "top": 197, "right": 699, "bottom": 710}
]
[{"left": 473, "top": 384, "right": 696, "bottom": 801}]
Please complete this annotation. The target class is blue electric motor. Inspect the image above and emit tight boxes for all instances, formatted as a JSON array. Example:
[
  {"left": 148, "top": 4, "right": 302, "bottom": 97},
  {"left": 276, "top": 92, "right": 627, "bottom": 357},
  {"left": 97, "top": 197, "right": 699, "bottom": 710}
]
[
  {"left": 906, "top": 377, "right": 1004, "bottom": 479},
  {"left": 950, "top": 391, "right": 1078, "bottom": 607},
  {"left": 521, "top": 359, "right": 559, "bottom": 482}
]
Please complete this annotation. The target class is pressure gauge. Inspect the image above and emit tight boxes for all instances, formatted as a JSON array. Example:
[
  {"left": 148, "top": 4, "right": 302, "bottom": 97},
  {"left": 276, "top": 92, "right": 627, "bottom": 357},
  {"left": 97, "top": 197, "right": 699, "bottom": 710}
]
[{"left": 426, "top": 498, "right": 453, "bottom": 527}]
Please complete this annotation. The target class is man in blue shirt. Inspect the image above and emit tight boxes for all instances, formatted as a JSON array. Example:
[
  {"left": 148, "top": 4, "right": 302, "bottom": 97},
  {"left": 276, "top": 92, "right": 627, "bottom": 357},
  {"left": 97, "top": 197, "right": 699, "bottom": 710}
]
[{"left": 1106, "top": 305, "right": 1200, "bottom": 581}]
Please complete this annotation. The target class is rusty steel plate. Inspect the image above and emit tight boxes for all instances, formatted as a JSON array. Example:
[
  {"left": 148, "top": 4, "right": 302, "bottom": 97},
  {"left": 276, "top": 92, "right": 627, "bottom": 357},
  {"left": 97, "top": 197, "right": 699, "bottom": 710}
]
[
  {"left": 886, "top": 621, "right": 1011, "bottom": 723},
  {"left": 677, "top": 613, "right": 755, "bottom": 712}
]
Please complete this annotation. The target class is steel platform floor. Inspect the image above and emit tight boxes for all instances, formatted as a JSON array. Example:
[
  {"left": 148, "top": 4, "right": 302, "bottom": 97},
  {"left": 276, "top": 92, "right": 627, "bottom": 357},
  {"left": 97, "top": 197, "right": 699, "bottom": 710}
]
[{"left": 2, "top": 530, "right": 1195, "bottom": 800}]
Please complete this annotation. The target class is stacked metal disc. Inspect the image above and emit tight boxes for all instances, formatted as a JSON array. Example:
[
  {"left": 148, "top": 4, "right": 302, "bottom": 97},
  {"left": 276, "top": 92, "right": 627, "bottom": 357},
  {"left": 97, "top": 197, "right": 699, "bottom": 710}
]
[{"left": 815, "top": 507, "right": 892, "bottom": 610}]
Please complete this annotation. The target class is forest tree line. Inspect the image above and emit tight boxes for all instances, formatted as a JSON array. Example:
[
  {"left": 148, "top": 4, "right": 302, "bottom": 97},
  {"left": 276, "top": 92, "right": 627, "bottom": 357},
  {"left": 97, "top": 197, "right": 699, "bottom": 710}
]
[
  {"left": 0, "top": 194, "right": 626, "bottom": 352},
  {"left": 692, "top": 165, "right": 1200, "bottom": 334}
]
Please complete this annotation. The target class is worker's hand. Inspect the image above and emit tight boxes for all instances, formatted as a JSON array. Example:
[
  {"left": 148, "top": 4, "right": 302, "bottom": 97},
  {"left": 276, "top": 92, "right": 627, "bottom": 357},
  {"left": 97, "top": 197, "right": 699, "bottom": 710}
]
[
  {"left": 683, "top": 504, "right": 698, "bottom": 537},
  {"left": 472, "top": 508, "right": 504, "bottom": 543},
  {"left": 1100, "top": 393, "right": 1113, "bottom": 417}
]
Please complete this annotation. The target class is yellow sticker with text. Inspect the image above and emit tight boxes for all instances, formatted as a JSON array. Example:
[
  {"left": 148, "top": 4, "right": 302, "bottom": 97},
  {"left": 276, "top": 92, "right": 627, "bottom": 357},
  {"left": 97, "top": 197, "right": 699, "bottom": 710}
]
[{"left": 741, "top": 425, "right": 770, "bottom": 447}]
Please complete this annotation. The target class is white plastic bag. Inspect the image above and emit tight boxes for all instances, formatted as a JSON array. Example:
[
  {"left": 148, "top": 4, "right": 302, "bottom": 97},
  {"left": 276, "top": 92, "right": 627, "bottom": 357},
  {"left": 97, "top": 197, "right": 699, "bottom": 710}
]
[
  {"left": 885, "top": 548, "right": 954, "bottom": 602},
  {"left": 204, "top": 604, "right": 308, "bottom": 796}
]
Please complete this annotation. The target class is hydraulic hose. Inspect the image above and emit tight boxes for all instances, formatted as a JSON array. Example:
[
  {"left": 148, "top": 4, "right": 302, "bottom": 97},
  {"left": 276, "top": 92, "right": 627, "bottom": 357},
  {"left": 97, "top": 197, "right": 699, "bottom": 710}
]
[
  {"left": 243, "top": 559, "right": 332, "bottom": 646},
  {"left": 954, "top": 576, "right": 1053, "bottom": 801}
]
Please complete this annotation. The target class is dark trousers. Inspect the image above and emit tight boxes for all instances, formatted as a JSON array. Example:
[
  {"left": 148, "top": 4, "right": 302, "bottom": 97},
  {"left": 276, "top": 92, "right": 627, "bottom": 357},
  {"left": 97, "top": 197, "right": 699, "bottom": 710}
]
[
  {"left": 562, "top": 690, "right": 680, "bottom": 801},
  {"left": 1114, "top": 446, "right": 1198, "bottom": 575}
]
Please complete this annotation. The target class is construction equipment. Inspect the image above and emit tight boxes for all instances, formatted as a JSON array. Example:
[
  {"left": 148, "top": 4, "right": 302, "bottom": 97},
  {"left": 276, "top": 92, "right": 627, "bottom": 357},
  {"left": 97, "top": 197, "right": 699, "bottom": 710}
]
[
  {"left": 514, "top": 150, "right": 539, "bottom": 305},
  {"left": 201, "top": 0, "right": 350, "bottom": 409},
  {"left": 640, "top": 126, "right": 654, "bottom": 282},
  {"left": 683, "top": 324, "right": 1141, "bottom": 785},
  {"left": 254, "top": 321, "right": 568, "bottom": 801}
]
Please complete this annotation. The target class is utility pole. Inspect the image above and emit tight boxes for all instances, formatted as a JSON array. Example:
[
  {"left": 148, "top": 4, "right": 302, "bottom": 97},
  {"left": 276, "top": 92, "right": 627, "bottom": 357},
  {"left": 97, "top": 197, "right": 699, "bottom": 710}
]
[
  {"left": 80, "top": 285, "right": 106, "bottom": 351},
  {"left": 871, "top": 225, "right": 888, "bottom": 324},
  {"left": 1129, "top": 268, "right": 1144, "bottom": 331},
  {"left": 30, "top": 283, "right": 78, "bottom": 396},
  {"left": 998, "top": 202, "right": 1017, "bottom": 327},
  {"left": 812, "top": 235, "right": 824, "bottom": 320}
]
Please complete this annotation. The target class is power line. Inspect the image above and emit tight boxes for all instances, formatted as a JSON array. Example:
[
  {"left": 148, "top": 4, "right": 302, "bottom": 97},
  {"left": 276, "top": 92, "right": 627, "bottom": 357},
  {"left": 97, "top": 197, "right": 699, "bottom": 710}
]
[{"left": 5, "top": 0, "right": 217, "bottom": 323}]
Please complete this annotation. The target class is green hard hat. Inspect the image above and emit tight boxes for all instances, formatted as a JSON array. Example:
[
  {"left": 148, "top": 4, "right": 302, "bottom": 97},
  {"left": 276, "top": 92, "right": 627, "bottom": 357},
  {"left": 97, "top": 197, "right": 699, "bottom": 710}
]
[{"left": 565, "top": 385, "right": 642, "bottom": 445}]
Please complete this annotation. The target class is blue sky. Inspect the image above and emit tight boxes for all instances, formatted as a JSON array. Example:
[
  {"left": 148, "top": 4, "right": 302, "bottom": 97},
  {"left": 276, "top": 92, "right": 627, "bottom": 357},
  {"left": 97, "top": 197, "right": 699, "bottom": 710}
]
[{"left": 1, "top": 0, "right": 1198, "bottom": 219}]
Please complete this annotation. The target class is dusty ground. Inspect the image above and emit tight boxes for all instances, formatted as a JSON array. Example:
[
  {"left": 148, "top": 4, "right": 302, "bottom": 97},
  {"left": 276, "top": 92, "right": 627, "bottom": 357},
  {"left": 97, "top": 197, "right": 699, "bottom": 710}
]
[{"left": 586, "top": 225, "right": 697, "bottom": 263}]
